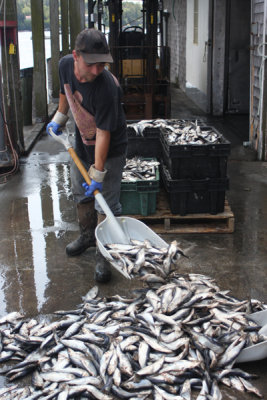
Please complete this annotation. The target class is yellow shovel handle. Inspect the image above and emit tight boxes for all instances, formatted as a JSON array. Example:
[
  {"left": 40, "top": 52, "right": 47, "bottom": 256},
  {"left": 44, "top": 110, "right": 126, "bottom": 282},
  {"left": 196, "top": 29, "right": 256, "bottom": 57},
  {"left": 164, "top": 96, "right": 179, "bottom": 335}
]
[{"left": 68, "top": 147, "right": 100, "bottom": 197}]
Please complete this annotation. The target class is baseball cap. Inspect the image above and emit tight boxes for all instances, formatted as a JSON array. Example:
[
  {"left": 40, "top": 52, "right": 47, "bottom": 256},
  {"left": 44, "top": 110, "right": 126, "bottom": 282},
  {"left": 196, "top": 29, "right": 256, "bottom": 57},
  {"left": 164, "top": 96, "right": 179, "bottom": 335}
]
[{"left": 75, "top": 28, "right": 113, "bottom": 64}]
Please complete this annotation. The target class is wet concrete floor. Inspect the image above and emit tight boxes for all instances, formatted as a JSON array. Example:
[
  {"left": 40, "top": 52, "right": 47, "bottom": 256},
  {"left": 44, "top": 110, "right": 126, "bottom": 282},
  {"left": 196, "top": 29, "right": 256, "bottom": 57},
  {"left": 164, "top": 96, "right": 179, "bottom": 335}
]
[{"left": 0, "top": 87, "right": 266, "bottom": 397}]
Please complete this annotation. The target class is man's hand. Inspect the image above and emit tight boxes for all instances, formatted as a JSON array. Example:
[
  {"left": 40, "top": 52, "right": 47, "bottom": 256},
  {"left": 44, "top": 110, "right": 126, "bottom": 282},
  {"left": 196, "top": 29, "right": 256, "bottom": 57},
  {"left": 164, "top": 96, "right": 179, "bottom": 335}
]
[
  {"left": 83, "top": 164, "right": 107, "bottom": 197},
  {"left": 82, "top": 181, "right": 102, "bottom": 197},
  {"left": 46, "top": 121, "right": 63, "bottom": 136},
  {"left": 46, "top": 110, "right": 69, "bottom": 136}
]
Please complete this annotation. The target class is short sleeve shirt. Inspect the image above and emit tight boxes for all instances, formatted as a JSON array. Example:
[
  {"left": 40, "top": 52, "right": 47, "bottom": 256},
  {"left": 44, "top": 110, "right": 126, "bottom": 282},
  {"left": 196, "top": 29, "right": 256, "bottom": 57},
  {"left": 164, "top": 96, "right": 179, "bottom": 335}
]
[{"left": 59, "top": 54, "right": 127, "bottom": 159}]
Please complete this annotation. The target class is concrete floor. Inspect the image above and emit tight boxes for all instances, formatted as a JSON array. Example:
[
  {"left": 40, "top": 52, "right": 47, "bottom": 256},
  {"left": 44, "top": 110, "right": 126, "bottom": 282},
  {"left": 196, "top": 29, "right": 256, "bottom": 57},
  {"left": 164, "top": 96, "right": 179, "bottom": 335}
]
[{"left": 0, "top": 87, "right": 266, "bottom": 398}]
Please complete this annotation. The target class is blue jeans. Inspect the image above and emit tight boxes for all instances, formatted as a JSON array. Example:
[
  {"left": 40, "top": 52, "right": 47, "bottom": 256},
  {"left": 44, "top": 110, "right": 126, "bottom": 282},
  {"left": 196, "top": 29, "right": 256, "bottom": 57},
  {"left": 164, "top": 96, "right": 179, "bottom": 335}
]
[{"left": 70, "top": 153, "right": 126, "bottom": 215}]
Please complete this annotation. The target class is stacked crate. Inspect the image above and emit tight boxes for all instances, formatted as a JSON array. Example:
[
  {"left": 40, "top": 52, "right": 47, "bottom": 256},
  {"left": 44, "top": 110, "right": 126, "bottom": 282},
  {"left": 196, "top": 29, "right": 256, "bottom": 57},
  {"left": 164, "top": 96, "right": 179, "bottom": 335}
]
[
  {"left": 120, "top": 157, "right": 160, "bottom": 216},
  {"left": 160, "top": 122, "right": 230, "bottom": 215},
  {"left": 123, "top": 119, "right": 230, "bottom": 217},
  {"left": 126, "top": 121, "right": 162, "bottom": 159},
  {"left": 122, "top": 122, "right": 162, "bottom": 216}
]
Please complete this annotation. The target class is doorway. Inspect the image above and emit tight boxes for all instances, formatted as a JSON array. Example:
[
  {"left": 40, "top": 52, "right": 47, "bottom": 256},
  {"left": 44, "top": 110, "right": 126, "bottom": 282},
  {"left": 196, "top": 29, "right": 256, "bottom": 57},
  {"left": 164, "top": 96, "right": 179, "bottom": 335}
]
[
  {"left": 225, "top": 0, "right": 250, "bottom": 114},
  {"left": 186, "top": 0, "right": 210, "bottom": 112}
]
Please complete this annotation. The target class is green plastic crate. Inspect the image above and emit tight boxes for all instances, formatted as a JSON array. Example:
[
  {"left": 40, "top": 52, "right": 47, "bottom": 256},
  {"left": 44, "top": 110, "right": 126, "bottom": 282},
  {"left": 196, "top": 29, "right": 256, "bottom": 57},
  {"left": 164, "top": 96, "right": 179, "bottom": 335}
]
[{"left": 120, "top": 159, "right": 160, "bottom": 216}]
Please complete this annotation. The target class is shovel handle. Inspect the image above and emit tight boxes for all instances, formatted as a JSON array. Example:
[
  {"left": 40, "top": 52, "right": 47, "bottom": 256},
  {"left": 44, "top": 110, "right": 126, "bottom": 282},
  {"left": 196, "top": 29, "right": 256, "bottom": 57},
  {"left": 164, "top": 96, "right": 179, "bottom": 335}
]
[{"left": 68, "top": 148, "right": 100, "bottom": 197}]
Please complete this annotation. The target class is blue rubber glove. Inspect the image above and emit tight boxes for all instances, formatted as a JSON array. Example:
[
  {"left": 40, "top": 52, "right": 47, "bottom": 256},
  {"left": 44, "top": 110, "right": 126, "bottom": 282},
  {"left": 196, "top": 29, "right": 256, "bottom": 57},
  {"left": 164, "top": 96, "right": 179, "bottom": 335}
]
[
  {"left": 46, "top": 121, "right": 63, "bottom": 136},
  {"left": 82, "top": 180, "right": 103, "bottom": 197}
]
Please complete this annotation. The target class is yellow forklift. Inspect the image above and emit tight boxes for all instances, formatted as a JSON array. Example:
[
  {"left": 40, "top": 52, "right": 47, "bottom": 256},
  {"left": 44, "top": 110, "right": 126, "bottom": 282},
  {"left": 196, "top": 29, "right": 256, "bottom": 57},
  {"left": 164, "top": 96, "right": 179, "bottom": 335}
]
[{"left": 89, "top": 0, "right": 171, "bottom": 120}]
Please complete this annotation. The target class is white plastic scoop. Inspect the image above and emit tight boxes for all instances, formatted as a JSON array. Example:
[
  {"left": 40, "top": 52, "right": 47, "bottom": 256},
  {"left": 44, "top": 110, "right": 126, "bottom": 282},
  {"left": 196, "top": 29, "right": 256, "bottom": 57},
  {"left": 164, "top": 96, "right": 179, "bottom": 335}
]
[
  {"left": 247, "top": 308, "right": 267, "bottom": 326},
  {"left": 95, "top": 215, "right": 168, "bottom": 278},
  {"left": 235, "top": 308, "right": 267, "bottom": 363},
  {"left": 235, "top": 339, "right": 267, "bottom": 363}
]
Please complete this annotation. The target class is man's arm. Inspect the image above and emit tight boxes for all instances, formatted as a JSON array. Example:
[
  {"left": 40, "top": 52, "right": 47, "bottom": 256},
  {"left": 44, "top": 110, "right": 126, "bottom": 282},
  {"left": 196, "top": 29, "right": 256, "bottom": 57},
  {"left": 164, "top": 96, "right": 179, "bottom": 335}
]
[
  {"left": 58, "top": 93, "right": 70, "bottom": 115},
  {"left": 94, "top": 128, "right": 110, "bottom": 172}
]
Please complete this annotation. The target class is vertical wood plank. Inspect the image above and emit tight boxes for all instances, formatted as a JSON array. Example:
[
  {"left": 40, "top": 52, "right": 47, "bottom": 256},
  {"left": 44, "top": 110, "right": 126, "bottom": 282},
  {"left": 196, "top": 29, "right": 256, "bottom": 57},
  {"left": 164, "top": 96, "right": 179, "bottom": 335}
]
[
  {"left": 0, "top": 0, "right": 24, "bottom": 152},
  {"left": 49, "top": 0, "right": 60, "bottom": 99},
  {"left": 69, "top": 0, "right": 85, "bottom": 51},
  {"left": 60, "top": 0, "right": 69, "bottom": 56},
  {"left": 31, "top": 0, "right": 48, "bottom": 122}
]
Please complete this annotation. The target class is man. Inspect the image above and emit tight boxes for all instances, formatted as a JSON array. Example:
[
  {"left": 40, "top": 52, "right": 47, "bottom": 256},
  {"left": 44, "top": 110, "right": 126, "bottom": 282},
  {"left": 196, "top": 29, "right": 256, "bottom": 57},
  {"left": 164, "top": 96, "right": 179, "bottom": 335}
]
[{"left": 46, "top": 28, "right": 127, "bottom": 283}]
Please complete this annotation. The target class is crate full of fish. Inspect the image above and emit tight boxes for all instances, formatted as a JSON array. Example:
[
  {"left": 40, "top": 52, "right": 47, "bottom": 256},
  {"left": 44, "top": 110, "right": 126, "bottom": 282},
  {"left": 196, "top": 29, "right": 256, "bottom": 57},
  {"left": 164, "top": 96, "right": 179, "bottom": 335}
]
[
  {"left": 126, "top": 121, "right": 161, "bottom": 158},
  {"left": 120, "top": 157, "right": 160, "bottom": 216},
  {"left": 160, "top": 123, "right": 231, "bottom": 179},
  {"left": 161, "top": 163, "right": 229, "bottom": 215},
  {"left": 127, "top": 119, "right": 161, "bottom": 137},
  {"left": 128, "top": 118, "right": 205, "bottom": 136}
]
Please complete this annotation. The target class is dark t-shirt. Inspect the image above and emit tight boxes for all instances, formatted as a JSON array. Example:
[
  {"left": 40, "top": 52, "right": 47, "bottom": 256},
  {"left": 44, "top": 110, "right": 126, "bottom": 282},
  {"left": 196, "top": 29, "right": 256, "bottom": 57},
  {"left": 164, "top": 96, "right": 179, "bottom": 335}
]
[{"left": 59, "top": 54, "right": 127, "bottom": 160}]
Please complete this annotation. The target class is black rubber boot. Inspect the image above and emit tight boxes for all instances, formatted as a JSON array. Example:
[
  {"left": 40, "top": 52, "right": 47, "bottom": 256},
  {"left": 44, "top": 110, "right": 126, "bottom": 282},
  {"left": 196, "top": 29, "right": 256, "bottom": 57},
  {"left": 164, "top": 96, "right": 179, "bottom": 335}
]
[
  {"left": 66, "top": 201, "right": 97, "bottom": 256},
  {"left": 94, "top": 249, "right": 112, "bottom": 283}
]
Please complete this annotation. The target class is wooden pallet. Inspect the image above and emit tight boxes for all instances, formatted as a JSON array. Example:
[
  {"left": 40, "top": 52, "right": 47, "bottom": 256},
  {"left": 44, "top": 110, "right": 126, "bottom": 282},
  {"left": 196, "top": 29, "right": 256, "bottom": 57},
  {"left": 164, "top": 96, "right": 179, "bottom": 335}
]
[{"left": 127, "top": 190, "right": 235, "bottom": 234}]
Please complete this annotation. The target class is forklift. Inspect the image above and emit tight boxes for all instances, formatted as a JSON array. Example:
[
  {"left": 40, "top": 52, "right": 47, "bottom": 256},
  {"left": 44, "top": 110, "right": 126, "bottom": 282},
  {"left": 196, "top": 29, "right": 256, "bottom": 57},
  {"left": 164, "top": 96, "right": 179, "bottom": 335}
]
[{"left": 88, "top": 0, "right": 171, "bottom": 120}]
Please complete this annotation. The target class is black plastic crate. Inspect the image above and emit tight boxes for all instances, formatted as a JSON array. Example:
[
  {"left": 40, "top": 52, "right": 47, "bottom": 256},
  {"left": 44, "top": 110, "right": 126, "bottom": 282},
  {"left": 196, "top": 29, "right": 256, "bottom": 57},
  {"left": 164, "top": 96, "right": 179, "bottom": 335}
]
[
  {"left": 142, "top": 126, "right": 161, "bottom": 138},
  {"left": 127, "top": 125, "right": 140, "bottom": 137},
  {"left": 161, "top": 118, "right": 206, "bottom": 128},
  {"left": 127, "top": 122, "right": 161, "bottom": 138},
  {"left": 127, "top": 137, "right": 162, "bottom": 158},
  {"left": 161, "top": 163, "right": 229, "bottom": 216},
  {"left": 160, "top": 126, "right": 230, "bottom": 179}
]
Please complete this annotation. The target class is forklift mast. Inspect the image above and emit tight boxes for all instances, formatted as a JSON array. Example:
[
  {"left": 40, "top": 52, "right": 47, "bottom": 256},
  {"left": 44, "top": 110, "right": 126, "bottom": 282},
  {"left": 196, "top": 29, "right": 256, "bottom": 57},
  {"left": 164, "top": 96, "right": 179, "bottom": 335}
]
[{"left": 89, "top": 0, "right": 170, "bottom": 120}]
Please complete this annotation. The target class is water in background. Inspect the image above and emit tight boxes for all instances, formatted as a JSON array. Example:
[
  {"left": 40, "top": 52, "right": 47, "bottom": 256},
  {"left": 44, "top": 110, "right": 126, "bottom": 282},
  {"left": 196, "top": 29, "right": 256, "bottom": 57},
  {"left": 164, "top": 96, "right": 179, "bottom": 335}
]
[{"left": 18, "top": 31, "right": 52, "bottom": 69}]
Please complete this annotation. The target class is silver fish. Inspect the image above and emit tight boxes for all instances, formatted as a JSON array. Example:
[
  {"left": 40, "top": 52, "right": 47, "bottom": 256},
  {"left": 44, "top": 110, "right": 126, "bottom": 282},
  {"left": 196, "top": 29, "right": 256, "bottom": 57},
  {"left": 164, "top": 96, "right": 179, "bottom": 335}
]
[
  {"left": 136, "top": 355, "right": 165, "bottom": 376},
  {"left": 40, "top": 371, "right": 76, "bottom": 382}
]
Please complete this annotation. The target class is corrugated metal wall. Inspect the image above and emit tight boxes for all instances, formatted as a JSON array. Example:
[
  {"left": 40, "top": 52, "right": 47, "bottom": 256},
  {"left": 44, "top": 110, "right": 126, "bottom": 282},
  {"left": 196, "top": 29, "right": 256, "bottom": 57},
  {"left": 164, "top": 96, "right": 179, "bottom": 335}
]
[
  {"left": 165, "top": 0, "right": 186, "bottom": 90},
  {"left": 250, "top": 0, "right": 266, "bottom": 159}
]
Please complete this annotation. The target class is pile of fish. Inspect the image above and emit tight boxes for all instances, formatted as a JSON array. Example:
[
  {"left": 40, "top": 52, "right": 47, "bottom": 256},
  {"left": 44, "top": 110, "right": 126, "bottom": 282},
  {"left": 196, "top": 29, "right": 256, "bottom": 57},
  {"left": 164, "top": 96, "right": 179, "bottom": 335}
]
[
  {"left": 0, "top": 241, "right": 266, "bottom": 399},
  {"left": 105, "top": 239, "right": 186, "bottom": 281},
  {"left": 161, "top": 124, "right": 223, "bottom": 146},
  {"left": 127, "top": 119, "right": 202, "bottom": 137},
  {"left": 127, "top": 119, "right": 224, "bottom": 145},
  {"left": 122, "top": 158, "right": 160, "bottom": 182},
  {"left": 127, "top": 119, "right": 162, "bottom": 136}
]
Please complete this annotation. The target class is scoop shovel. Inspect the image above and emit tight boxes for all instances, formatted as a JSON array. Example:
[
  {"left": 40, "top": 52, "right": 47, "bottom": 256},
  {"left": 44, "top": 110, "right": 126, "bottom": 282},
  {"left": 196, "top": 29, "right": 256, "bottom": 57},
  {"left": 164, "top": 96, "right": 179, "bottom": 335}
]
[
  {"left": 235, "top": 308, "right": 267, "bottom": 363},
  {"left": 49, "top": 129, "right": 167, "bottom": 278}
]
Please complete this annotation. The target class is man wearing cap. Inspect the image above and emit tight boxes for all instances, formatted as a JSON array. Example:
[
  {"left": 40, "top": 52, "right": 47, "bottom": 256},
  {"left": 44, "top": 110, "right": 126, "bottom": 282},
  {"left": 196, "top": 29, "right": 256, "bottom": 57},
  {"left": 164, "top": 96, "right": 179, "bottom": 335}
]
[{"left": 46, "top": 28, "right": 127, "bottom": 283}]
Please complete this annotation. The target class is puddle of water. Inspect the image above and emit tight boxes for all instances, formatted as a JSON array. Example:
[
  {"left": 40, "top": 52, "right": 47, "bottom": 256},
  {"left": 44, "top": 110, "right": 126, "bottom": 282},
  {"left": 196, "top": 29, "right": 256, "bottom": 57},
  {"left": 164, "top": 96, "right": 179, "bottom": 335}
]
[
  {"left": 28, "top": 191, "right": 49, "bottom": 312},
  {"left": 0, "top": 164, "right": 77, "bottom": 317}
]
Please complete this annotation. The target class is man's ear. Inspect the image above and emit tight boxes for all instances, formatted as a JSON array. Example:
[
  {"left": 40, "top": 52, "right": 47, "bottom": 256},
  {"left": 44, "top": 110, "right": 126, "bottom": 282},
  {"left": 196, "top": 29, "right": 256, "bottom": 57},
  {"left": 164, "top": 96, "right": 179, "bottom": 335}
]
[{"left": 72, "top": 50, "right": 78, "bottom": 61}]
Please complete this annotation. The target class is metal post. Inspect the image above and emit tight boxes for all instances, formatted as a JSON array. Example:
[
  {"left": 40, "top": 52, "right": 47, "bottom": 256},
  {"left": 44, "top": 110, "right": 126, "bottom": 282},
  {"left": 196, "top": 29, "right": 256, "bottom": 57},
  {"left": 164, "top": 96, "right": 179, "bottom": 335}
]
[
  {"left": 88, "top": 0, "right": 95, "bottom": 28},
  {"left": 0, "top": 71, "right": 11, "bottom": 166},
  {"left": 97, "top": 0, "right": 103, "bottom": 30},
  {"left": 145, "top": 0, "right": 158, "bottom": 118},
  {"left": 108, "top": 0, "right": 120, "bottom": 78}
]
